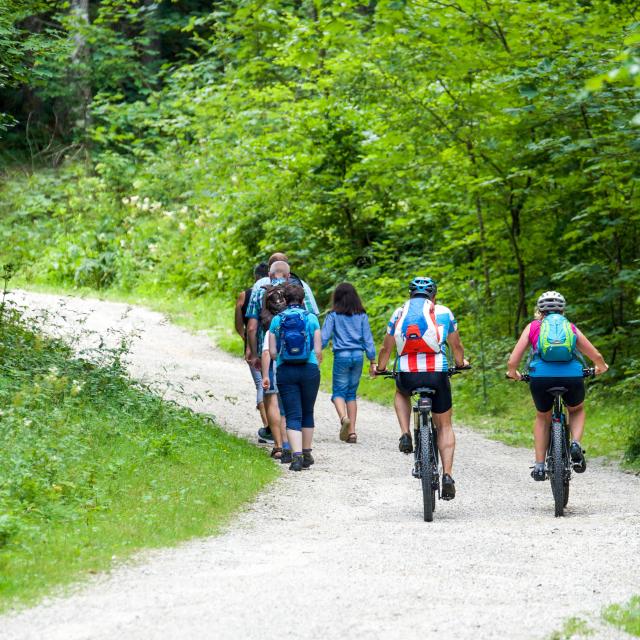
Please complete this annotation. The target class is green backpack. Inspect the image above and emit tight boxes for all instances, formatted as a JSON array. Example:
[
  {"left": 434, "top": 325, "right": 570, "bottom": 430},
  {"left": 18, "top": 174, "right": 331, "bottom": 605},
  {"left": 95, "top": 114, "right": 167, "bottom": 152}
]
[{"left": 537, "top": 313, "right": 577, "bottom": 362}]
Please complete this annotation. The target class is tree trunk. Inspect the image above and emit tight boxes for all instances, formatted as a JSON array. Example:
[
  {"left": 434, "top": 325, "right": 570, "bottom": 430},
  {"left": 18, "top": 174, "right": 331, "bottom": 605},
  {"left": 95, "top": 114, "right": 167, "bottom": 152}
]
[{"left": 70, "top": 0, "right": 91, "bottom": 147}]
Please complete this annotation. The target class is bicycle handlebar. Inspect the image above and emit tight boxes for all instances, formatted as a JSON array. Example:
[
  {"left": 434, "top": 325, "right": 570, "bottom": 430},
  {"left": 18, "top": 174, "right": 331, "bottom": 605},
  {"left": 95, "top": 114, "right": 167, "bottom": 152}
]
[
  {"left": 377, "top": 365, "right": 472, "bottom": 379},
  {"left": 505, "top": 367, "right": 595, "bottom": 383}
]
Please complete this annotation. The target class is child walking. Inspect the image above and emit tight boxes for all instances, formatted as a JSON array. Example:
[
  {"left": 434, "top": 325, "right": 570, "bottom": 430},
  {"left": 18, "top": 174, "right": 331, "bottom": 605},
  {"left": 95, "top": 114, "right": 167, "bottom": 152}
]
[{"left": 321, "top": 283, "right": 376, "bottom": 443}]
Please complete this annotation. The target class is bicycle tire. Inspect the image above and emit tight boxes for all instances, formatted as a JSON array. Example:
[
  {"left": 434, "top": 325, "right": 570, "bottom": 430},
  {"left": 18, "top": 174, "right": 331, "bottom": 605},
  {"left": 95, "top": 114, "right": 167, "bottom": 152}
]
[
  {"left": 550, "top": 421, "right": 565, "bottom": 517},
  {"left": 420, "top": 413, "right": 435, "bottom": 522}
]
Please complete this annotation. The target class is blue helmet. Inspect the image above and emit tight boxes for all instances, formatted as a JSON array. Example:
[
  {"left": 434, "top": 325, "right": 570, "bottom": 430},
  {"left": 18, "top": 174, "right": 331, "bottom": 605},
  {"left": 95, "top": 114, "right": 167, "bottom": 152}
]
[{"left": 409, "top": 276, "right": 437, "bottom": 299}]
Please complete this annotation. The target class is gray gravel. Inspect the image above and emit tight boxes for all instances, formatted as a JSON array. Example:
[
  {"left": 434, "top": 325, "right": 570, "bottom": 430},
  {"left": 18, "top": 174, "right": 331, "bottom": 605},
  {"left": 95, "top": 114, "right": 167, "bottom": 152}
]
[{"left": 2, "top": 291, "right": 639, "bottom": 640}]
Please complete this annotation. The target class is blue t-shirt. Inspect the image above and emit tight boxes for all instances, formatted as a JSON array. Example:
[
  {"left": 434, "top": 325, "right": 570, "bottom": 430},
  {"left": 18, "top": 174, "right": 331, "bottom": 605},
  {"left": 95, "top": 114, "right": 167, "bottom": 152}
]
[{"left": 269, "top": 307, "right": 320, "bottom": 366}]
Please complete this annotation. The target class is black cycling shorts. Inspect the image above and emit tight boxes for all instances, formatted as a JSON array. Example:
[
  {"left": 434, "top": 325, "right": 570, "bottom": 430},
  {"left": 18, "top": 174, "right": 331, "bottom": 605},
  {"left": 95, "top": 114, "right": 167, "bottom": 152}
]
[
  {"left": 529, "top": 377, "right": 585, "bottom": 412},
  {"left": 395, "top": 372, "right": 452, "bottom": 414}
]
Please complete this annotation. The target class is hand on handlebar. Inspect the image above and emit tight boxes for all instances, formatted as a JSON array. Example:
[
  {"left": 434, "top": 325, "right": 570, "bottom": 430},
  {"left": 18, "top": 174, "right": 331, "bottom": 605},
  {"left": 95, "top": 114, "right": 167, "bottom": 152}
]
[
  {"left": 455, "top": 358, "right": 470, "bottom": 369},
  {"left": 595, "top": 363, "right": 609, "bottom": 376},
  {"left": 506, "top": 368, "right": 522, "bottom": 381}
]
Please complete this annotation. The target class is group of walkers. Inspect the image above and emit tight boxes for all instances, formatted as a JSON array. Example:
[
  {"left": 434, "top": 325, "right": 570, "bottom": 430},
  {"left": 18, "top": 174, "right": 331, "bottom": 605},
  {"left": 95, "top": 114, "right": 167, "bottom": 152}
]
[{"left": 235, "top": 251, "right": 608, "bottom": 498}]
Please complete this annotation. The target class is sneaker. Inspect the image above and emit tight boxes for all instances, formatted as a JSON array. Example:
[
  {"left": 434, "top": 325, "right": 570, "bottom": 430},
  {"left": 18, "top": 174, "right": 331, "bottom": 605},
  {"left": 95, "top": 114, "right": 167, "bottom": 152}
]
[
  {"left": 280, "top": 449, "right": 292, "bottom": 465},
  {"left": 399, "top": 433, "right": 413, "bottom": 454},
  {"left": 570, "top": 441, "right": 586, "bottom": 473},
  {"left": 530, "top": 463, "right": 546, "bottom": 481},
  {"left": 441, "top": 474, "right": 456, "bottom": 500},
  {"left": 258, "top": 426, "right": 273, "bottom": 443},
  {"left": 289, "top": 454, "right": 304, "bottom": 472},
  {"left": 302, "top": 451, "right": 314, "bottom": 469}
]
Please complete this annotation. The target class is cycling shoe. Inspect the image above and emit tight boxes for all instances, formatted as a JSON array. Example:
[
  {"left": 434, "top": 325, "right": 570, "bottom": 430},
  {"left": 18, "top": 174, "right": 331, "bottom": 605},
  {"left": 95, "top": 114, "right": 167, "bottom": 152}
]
[
  {"left": 570, "top": 441, "right": 586, "bottom": 473},
  {"left": 530, "top": 464, "right": 546, "bottom": 481},
  {"left": 441, "top": 474, "right": 455, "bottom": 500},
  {"left": 399, "top": 433, "right": 413, "bottom": 454}
]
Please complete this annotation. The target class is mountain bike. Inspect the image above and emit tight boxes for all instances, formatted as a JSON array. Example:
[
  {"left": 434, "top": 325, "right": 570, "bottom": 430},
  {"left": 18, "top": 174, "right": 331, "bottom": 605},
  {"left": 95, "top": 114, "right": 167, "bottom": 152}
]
[
  {"left": 515, "top": 368, "right": 595, "bottom": 517},
  {"left": 379, "top": 366, "right": 470, "bottom": 522}
]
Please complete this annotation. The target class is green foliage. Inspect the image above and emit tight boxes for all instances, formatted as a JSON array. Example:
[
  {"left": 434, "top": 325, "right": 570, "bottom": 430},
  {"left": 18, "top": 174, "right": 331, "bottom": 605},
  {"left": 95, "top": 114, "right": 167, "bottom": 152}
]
[
  {"left": 0, "top": 288, "right": 277, "bottom": 609},
  {"left": 547, "top": 616, "right": 593, "bottom": 640},
  {"left": 2, "top": 0, "right": 640, "bottom": 460},
  {"left": 602, "top": 596, "right": 640, "bottom": 637}
]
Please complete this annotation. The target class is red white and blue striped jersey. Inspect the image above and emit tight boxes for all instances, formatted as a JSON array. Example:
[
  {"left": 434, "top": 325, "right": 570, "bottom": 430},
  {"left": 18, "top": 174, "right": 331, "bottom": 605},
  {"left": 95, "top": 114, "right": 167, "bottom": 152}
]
[{"left": 387, "top": 300, "right": 458, "bottom": 372}]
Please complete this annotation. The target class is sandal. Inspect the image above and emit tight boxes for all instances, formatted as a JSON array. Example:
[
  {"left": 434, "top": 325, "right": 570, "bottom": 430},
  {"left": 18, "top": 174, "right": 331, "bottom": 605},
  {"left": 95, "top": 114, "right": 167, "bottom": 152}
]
[
  {"left": 270, "top": 446, "right": 282, "bottom": 459},
  {"left": 339, "top": 416, "right": 351, "bottom": 442},
  {"left": 347, "top": 433, "right": 357, "bottom": 444}
]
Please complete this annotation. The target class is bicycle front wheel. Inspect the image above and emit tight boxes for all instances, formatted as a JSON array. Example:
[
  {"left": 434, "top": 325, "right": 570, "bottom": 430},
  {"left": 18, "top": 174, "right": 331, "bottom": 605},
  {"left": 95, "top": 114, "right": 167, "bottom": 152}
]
[
  {"left": 420, "top": 414, "right": 435, "bottom": 522},
  {"left": 549, "top": 421, "right": 565, "bottom": 517}
]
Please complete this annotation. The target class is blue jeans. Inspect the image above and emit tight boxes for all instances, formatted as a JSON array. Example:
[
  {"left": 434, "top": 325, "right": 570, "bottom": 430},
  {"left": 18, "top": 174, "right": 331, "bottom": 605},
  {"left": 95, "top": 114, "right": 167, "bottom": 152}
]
[
  {"left": 276, "top": 363, "right": 320, "bottom": 431},
  {"left": 332, "top": 350, "right": 364, "bottom": 402}
]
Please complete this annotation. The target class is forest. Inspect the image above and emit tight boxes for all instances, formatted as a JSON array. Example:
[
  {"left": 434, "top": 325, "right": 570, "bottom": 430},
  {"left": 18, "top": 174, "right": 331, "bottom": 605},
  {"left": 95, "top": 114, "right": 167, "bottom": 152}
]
[{"left": 1, "top": 0, "right": 639, "bottom": 460}]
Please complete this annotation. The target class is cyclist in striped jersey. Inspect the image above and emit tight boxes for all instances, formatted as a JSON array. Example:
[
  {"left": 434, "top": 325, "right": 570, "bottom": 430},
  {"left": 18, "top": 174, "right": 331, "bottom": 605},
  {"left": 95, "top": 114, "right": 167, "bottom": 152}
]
[{"left": 375, "top": 277, "right": 468, "bottom": 500}]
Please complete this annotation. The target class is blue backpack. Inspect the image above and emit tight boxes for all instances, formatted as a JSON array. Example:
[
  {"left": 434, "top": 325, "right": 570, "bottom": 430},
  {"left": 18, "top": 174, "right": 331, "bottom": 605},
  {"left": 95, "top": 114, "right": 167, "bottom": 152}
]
[
  {"left": 537, "top": 313, "right": 577, "bottom": 362},
  {"left": 278, "top": 310, "right": 311, "bottom": 363}
]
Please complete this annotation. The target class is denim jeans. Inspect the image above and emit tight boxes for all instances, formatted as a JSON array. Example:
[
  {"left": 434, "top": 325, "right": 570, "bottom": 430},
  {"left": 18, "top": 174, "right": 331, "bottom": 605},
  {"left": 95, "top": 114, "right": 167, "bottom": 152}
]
[
  {"left": 276, "top": 362, "right": 321, "bottom": 431},
  {"left": 332, "top": 350, "right": 364, "bottom": 402}
]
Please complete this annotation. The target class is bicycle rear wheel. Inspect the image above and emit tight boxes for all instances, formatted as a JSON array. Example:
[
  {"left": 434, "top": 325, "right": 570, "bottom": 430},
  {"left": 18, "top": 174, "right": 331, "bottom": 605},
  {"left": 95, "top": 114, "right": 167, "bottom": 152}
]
[
  {"left": 549, "top": 421, "right": 565, "bottom": 517},
  {"left": 420, "top": 414, "right": 435, "bottom": 522}
]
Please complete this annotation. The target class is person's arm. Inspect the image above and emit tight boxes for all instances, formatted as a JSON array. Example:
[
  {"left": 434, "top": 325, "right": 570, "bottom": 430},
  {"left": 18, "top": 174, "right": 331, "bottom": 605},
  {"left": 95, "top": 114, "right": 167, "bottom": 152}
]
[
  {"left": 247, "top": 318, "right": 259, "bottom": 366},
  {"left": 261, "top": 334, "right": 271, "bottom": 390},
  {"left": 269, "top": 329, "right": 278, "bottom": 361},
  {"left": 376, "top": 334, "right": 396, "bottom": 373},
  {"left": 446, "top": 330, "right": 469, "bottom": 369},
  {"left": 362, "top": 314, "right": 377, "bottom": 376},
  {"left": 313, "top": 328, "right": 323, "bottom": 364},
  {"left": 506, "top": 324, "right": 532, "bottom": 380},
  {"left": 575, "top": 329, "right": 609, "bottom": 375},
  {"left": 303, "top": 281, "right": 320, "bottom": 315},
  {"left": 234, "top": 291, "right": 246, "bottom": 339},
  {"left": 321, "top": 312, "right": 334, "bottom": 350}
]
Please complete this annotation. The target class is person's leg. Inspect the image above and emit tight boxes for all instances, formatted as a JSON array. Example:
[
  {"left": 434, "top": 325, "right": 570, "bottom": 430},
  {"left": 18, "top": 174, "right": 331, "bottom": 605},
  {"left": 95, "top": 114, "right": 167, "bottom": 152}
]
[
  {"left": 346, "top": 401, "right": 357, "bottom": 435},
  {"left": 263, "top": 394, "right": 282, "bottom": 448},
  {"left": 248, "top": 363, "right": 269, "bottom": 428},
  {"left": 432, "top": 409, "right": 454, "bottom": 475},
  {"left": 278, "top": 366, "right": 303, "bottom": 455},
  {"left": 299, "top": 364, "right": 320, "bottom": 451},
  {"left": 332, "top": 397, "right": 347, "bottom": 421},
  {"left": 332, "top": 355, "right": 349, "bottom": 423},
  {"left": 258, "top": 402, "right": 268, "bottom": 428},
  {"left": 567, "top": 402, "right": 586, "bottom": 441},
  {"left": 394, "top": 391, "right": 411, "bottom": 434},
  {"left": 344, "top": 356, "right": 363, "bottom": 436},
  {"left": 534, "top": 410, "right": 552, "bottom": 462}
]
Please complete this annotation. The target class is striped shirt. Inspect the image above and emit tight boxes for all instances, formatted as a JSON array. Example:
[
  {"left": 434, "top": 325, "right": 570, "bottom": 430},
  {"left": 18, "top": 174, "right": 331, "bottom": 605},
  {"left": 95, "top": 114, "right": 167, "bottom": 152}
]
[{"left": 387, "top": 301, "right": 458, "bottom": 372}]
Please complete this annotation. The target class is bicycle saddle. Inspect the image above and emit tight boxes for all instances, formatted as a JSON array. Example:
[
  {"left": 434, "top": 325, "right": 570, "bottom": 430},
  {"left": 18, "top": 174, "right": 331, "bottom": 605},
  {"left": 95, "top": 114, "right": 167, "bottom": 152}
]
[
  {"left": 546, "top": 386, "right": 568, "bottom": 395},
  {"left": 413, "top": 387, "right": 436, "bottom": 395}
]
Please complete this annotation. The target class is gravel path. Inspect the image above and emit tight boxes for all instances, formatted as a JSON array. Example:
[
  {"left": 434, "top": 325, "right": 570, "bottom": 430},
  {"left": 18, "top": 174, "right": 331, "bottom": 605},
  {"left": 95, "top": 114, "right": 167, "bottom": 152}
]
[{"left": 3, "top": 291, "right": 639, "bottom": 640}]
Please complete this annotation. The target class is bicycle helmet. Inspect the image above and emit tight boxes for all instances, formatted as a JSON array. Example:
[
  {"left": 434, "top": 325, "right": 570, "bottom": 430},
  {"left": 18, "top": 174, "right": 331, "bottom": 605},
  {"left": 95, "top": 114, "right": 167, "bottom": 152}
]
[
  {"left": 536, "top": 290, "right": 566, "bottom": 314},
  {"left": 409, "top": 276, "right": 437, "bottom": 300}
]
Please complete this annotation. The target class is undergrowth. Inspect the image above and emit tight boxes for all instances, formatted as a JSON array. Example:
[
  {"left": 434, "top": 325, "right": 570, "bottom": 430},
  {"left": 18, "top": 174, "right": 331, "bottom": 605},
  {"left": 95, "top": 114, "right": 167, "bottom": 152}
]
[{"left": 0, "top": 283, "right": 277, "bottom": 610}]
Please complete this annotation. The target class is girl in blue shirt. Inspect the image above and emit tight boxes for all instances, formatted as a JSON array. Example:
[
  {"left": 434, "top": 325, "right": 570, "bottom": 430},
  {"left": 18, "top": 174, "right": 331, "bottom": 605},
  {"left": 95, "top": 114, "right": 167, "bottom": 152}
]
[
  {"left": 321, "top": 283, "right": 376, "bottom": 443},
  {"left": 263, "top": 284, "right": 322, "bottom": 472}
]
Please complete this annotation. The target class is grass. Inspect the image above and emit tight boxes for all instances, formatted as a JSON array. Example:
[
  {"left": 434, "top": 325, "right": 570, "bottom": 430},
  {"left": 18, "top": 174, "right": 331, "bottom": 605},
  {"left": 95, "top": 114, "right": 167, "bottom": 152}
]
[
  {"left": 547, "top": 616, "right": 593, "bottom": 639},
  {"left": 602, "top": 596, "right": 640, "bottom": 637},
  {"left": 0, "top": 299, "right": 278, "bottom": 611}
]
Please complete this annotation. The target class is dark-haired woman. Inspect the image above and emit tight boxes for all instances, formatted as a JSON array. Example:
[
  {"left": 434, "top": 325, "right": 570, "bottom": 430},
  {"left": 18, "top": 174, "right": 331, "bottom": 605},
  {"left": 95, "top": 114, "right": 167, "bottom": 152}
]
[{"left": 321, "top": 283, "right": 376, "bottom": 443}]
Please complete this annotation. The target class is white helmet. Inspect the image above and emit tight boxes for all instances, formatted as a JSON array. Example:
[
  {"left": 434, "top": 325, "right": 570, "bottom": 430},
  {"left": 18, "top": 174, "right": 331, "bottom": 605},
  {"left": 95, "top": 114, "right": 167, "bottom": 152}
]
[{"left": 537, "top": 291, "right": 566, "bottom": 314}]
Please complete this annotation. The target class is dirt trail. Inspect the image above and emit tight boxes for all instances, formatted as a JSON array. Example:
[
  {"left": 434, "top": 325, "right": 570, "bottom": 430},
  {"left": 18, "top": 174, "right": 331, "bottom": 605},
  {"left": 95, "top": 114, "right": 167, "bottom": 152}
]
[{"left": 3, "top": 291, "right": 639, "bottom": 640}]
